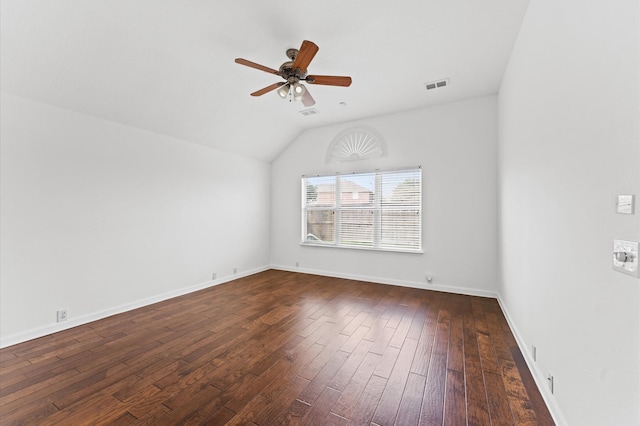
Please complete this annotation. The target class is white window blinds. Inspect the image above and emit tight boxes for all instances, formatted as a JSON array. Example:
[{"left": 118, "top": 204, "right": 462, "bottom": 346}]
[{"left": 302, "top": 167, "right": 422, "bottom": 253}]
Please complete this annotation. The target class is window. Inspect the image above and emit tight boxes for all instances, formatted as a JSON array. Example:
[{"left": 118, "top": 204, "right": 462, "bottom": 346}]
[{"left": 302, "top": 167, "right": 422, "bottom": 253}]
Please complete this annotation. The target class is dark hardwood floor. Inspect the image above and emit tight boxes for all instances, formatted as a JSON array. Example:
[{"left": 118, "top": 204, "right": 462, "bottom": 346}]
[{"left": 0, "top": 270, "right": 554, "bottom": 425}]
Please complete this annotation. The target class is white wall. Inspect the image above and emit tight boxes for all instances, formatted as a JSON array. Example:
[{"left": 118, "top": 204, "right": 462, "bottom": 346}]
[
  {"left": 0, "top": 93, "right": 271, "bottom": 346},
  {"left": 271, "top": 96, "right": 499, "bottom": 296},
  {"left": 498, "top": 0, "right": 640, "bottom": 425}
]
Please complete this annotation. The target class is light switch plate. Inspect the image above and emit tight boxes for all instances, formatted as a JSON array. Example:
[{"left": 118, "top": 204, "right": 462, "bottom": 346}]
[
  {"left": 613, "top": 239, "right": 639, "bottom": 277},
  {"left": 616, "top": 195, "right": 635, "bottom": 214}
]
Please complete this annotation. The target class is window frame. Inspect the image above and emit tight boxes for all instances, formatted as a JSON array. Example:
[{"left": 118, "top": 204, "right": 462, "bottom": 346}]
[{"left": 301, "top": 166, "right": 423, "bottom": 254}]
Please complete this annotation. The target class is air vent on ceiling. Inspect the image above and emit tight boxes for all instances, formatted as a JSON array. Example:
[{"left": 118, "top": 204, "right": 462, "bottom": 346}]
[
  {"left": 299, "top": 108, "right": 319, "bottom": 116},
  {"left": 424, "top": 78, "right": 449, "bottom": 91}
]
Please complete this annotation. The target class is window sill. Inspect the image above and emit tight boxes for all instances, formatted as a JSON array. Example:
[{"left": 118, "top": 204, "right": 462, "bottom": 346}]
[{"left": 300, "top": 241, "right": 423, "bottom": 254}]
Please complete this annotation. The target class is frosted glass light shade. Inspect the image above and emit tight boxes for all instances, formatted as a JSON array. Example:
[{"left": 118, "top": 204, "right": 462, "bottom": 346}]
[{"left": 277, "top": 84, "right": 290, "bottom": 98}]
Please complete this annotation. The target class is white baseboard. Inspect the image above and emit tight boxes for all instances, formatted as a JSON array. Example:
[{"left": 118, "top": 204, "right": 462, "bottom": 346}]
[
  {"left": 270, "top": 264, "right": 498, "bottom": 299},
  {"left": 497, "top": 296, "right": 568, "bottom": 426},
  {"left": 0, "top": 265, "right": 269, "bottom": 349}
]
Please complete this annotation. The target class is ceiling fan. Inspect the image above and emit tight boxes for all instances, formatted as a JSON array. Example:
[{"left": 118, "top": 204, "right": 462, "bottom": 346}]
[{"left": 235, "top": 40, "right": 352, "bottom": 107}]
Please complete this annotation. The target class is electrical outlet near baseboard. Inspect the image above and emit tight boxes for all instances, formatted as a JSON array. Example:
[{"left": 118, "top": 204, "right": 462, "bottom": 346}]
[
  {"left": 532, "top": 345, "right": 537, "bottom": 361},
  {"left": 233, "top": 268, "right": 237, "bottom": 274},
  {"left": 212, "top": 272, "right": 217, "bottom": 280},
  {"left": 57, "top": 309, "right": 68, "bottom": 322}
]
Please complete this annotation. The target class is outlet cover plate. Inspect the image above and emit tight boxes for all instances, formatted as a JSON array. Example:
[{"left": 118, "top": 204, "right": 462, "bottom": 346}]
[{"left": 57, "top": 309, "right": 68, "bottom": 322}]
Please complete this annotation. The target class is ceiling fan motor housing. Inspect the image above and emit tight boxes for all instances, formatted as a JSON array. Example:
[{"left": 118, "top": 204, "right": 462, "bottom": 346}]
[{"left": 279, "top": 61, "right": 306, "bottom": 84}]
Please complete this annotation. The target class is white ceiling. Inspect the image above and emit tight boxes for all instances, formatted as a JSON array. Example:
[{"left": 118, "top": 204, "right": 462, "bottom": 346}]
[{"left": 1, "top": 0, "right": 529, "bottom": 162}]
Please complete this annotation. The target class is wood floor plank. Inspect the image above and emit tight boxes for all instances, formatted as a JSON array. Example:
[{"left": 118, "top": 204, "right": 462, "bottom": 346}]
[
  {"left": 345, "top": 374, "right": 387, "bottom": 426},
  {"left": 341, "top": 310, "right": 370, "bottom": 336},
  {"left": 0, "top": 270, "right": 553, "bottom": 425},
  {"left": 331, "top": 351, "right": 382, "bottom": 419},
  {"left": 485, "top": 311, "right": 514, "bottom": 362},
  {"left": 409, "top": 301, "right": 439, "bottom": 377},
  {"left": 461, "top": 304, "right": 480, "bottom": 364},
  {"left": 369, "top": 326, "right": 396, "bottom": 356},
  {"left": 0, "top": 393, "right": 62, "bottom": 424},
  {"left": 129, "top": 402, "right": 172, "bottom": 425},
  {"left": 406, "top": 302, "right": 429, "bottom": 340},
  {"left": 260, "top": 343, "right": 320, "bottom": 400},
  {"left": 395, "top": 372, "right": 426, "bottom": 426},
  {"left": 447, "top": 315, "right": 464, "bottom": 373},
  {"left": 194, "top": 406, "right": 237, "bottom": 425},
  {"left": 301, "top": 386, "right": 342, "bottom": 426},
  {"left": 0, "top": 351, "right": 20, "bottom": 364},
  {"left": 297, "top": 350, "right": 349, "bottom": 405},
  {"left": 419, "top": 353, "right": 447, "bottom": 426},
  {"left": 499, "top": 358, "right": 539, "bottom": 425},
  {"left": 477, "top": 332, "right": 500, "bottom": 374},
  {"left": 112, "top": 359, "right": 186, "bottom": 402},
  {"left": 43, "top": 394, "right": 127, "bottom": 425},
  {"left": 340, "top": 325, "right": 371, "bottom": 354},
  {"left": 372, "top": 344, "right": 400, "bottom": 379},
  {"left": 466, "top": 366, "right": 491, "bottom": 426},
  {"left": 256, "top": 374, "right": 310, "bottom": 424},
  {"left": 372, "top": 337, "right": 419, "bottom": 425},
  {"left": 443, "top": 369, "right": 466, "bottom": 426},
  {"left": 115, "top": 383, "right": 163, "bottom": 415},
  {"left": 328, "top": 338, "right": 374, "bottom": 392},
  {"left": 323, "top": 411, "right": 349, "bottom": 425},
  {"left": 385, "top": 304, "right": 407, "bottom": 329},
  {"left": 298, "top": 334, "right": 350, "bottom": 381},
  {"left": 484, "top": 371, "right": 517, "bottom": 425},
  {"left": 417, "top": 301, "right": 452, "bottom": 424},
  {"left": 271, "top": 397, "right": 312, "bottom": 425},
  {"left": 225, "top": 394, "right": 272, "bottom": 425},
  {"left": 388, "top": 304, "right": 417, "bottom": 348},
  {"left": 24, "top": 348, "right": 94, "bottom": 380},
  {"left": 107, "top": 411, "right": 139, "bottom": 425},
  {"left": 225, "top": 361, "right": 285, "bottom": 413},
  {"left": 0, "top": 360, "right": 82, "bottom": 399}
]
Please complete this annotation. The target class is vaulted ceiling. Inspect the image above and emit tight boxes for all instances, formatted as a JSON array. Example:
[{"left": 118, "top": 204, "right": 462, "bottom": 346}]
[{"left": 1, "top": 0, "right": 529, "bottom": 162}]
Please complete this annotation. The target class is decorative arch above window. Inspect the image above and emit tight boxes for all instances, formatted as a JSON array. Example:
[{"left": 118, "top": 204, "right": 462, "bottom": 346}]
[{"left": 326, "top": 126, "right": 387, "bottom": 163}]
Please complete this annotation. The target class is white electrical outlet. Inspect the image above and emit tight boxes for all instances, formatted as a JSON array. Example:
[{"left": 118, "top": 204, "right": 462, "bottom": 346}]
[
  {"left": 57, "top": 309, "right": 68, "bottom": 322},
  {"left": 295, "top": 261, "right": 299, "bottom": 268},
  {"left": 532, "top": 345, "right": 537, "bottom": 361},
  {"left": 233, "top": 268, "right": 237, "bottom": 274},
  {"left": 212, "top": 272, "right": 217, "bottom": 280},
  {"left": 426, "top": 274, "right": 433, "bottom": 283}
]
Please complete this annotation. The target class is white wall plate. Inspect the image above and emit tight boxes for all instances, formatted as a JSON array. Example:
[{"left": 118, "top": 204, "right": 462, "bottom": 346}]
[{"left": 612, "top": 239, "right": 639, "bottom": 277}]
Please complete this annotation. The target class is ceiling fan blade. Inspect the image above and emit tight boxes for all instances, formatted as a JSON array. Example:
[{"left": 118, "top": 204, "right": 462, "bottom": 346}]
[
  {"left": 292, "top": 40, "right": 319, "bottom": 74},
  {"left": 235, "top": 58, "right": 282, "bottom": 76},
  {"left": 250, "top": 82, "right": 286, "bottom": 96},
  {"left": 301, "top": 88, "right": 316, "bottom": 107},
  {"left": 305, "top": 75, "right": 352, "bottom": 87}
]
